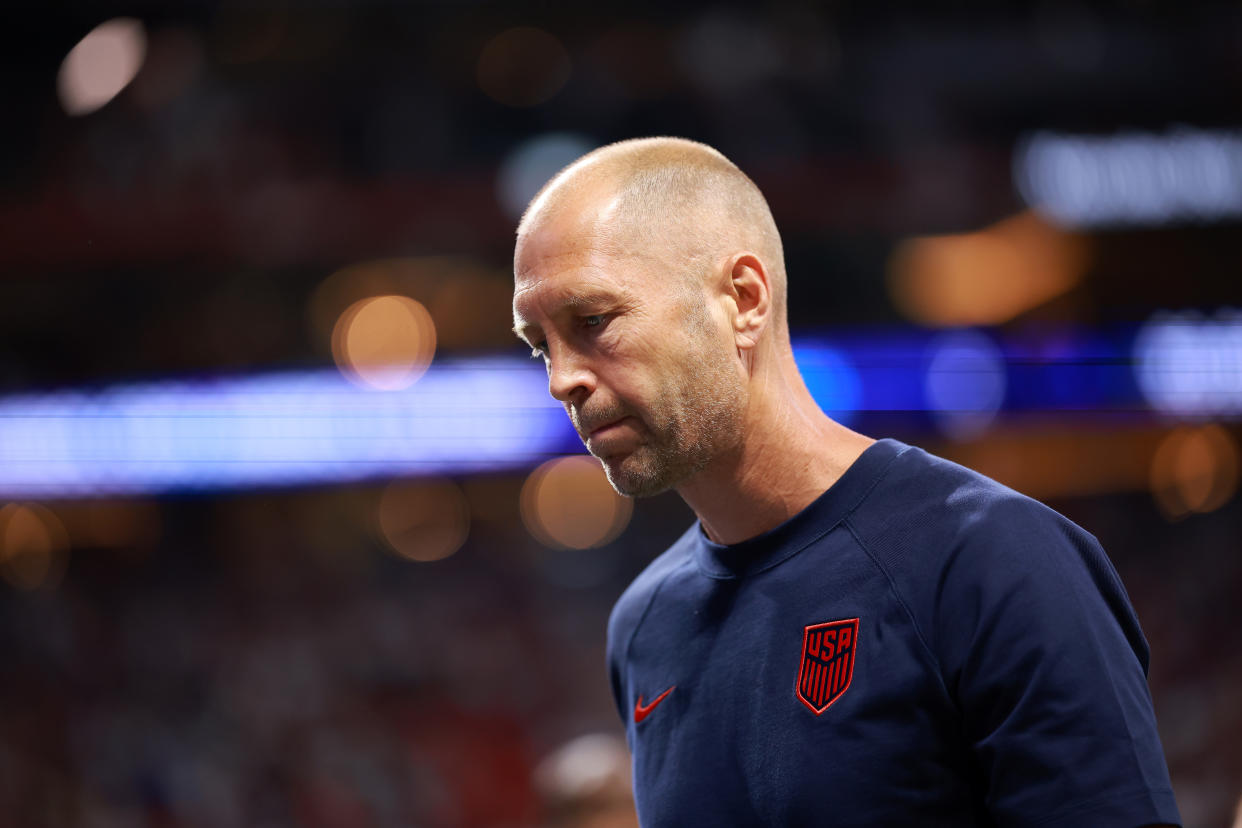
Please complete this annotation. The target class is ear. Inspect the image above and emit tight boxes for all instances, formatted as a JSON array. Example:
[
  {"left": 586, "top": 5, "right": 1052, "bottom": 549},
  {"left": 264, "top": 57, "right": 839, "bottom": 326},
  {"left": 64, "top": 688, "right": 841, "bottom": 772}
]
[{"left": 727, "top": 253, "right": 772, "bottom": 351}]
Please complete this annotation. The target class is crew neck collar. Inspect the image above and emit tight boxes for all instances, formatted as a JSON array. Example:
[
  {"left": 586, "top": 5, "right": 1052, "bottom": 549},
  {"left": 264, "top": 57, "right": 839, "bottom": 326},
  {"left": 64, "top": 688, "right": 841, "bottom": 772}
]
[{"left": 692, "top": 438, "right": 907, "bottom": 579}]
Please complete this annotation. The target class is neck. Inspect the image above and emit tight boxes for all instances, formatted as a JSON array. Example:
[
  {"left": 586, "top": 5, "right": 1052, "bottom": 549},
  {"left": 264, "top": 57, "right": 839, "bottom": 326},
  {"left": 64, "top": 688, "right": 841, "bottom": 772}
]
[{"left": 675, "top": 352, "right": 874, "bottom": 546}]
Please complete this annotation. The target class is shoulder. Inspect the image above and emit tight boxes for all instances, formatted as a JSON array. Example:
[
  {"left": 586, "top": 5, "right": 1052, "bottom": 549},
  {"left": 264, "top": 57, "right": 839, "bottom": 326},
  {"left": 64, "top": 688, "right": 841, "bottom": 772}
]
[
  {"left": 606, "top": 522, "right": 698, "bottom": 659},
  {"left": 848, "top": 442, "right": 1100, "bottom": 575},
  {"left": 846, "top": 442, "right": 1146, "bottom": 669},
  {"left": 850, "top": 451, "right": 1177, "bottom": 827}
]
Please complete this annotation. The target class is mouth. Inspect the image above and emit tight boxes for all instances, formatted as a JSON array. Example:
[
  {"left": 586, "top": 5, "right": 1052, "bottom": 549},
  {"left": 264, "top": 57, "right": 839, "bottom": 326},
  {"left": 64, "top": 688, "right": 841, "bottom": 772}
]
[{"left": 585, "top": 417, "right": 629, "bottom": 441}]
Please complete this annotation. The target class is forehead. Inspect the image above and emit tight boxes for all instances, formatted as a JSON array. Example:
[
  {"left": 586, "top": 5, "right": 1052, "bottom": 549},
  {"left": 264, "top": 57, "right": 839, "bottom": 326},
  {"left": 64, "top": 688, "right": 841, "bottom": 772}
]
[
  {"left": 513, "top": 220, "right": 643, "bottom": 321},
  {"left": 512, "top": 250, "right": 631, "bottom": 332}
]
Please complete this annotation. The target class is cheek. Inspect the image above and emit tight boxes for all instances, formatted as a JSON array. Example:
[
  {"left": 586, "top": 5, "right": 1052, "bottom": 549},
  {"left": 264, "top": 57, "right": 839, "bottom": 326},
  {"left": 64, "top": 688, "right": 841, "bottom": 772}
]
[{"left": 600, "top": 352, "right": 667, "bottom": 413}]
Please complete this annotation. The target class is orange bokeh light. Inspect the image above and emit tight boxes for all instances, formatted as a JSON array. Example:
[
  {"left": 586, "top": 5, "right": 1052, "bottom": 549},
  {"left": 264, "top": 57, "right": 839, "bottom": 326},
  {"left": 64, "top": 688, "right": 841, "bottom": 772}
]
[
  {"left": 332, "top": 295, "right": 436, "bottom": 390},
  {"left": 0, "top": 503, "right": 70, "bottom": 591},
  {"left": 887, "top": 211, "right": 1090, "bottom": 327},
  {"left": 1150, "top": 425, "right": 1240, "bottom": 519},
  {"left": 938, "top": 425, "right": 1162, "bottom": 501},
  {"left": 377, "top": 479, "right": 470, "bottom": 562},
  {"left": 520, "top": 456, "right": 633, "bottom": 550},
  {"left": 309, "top": 258, "right": 514, "bottom": 355}
]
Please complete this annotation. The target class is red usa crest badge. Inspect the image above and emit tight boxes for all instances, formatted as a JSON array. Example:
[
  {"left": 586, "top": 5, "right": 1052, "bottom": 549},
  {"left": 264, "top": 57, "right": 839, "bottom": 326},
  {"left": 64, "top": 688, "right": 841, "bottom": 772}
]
[{"left": 796, "top": 618, "right": 859, "bottom": 715}]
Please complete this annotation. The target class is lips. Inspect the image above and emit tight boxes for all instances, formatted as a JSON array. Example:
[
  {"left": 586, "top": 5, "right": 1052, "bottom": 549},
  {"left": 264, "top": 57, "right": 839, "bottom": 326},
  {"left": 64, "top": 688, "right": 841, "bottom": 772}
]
[{"left": 586, "top": 417, "right": 627, "bottom": 440}]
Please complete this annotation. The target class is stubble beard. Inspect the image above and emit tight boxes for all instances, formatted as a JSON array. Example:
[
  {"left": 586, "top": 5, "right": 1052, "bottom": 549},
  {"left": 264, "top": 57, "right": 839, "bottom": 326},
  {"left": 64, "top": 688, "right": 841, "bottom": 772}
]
[{"left": 589, "top": 344, "right": 745, "bottom": 499}]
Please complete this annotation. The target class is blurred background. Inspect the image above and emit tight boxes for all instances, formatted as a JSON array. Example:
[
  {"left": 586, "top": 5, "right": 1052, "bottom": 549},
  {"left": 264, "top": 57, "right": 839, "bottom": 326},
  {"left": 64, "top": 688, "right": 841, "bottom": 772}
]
[{"left": 1, "top": 1, "right": 1241, "bottom": 826}]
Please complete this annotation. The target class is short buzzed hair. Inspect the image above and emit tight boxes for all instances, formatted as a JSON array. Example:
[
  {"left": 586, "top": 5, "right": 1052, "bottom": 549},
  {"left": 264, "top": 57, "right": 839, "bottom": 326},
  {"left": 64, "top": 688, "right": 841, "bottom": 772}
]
[{"left": 517, "top": 137, "right": 788, "bottom": 334}]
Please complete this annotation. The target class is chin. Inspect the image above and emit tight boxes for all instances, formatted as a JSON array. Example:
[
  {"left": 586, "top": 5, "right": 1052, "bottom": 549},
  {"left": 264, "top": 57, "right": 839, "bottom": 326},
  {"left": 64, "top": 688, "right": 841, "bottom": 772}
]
[
  {"left": 605, "top": 474, "right": 671, "bottom": 499},
  {"left": 600, "top": 451, "right": 685, "bottom": 499}
]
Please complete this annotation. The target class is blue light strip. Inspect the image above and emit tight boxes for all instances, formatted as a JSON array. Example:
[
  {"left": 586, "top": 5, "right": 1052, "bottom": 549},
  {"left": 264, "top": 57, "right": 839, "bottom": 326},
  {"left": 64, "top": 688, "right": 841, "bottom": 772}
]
[
  {"left": 0, "top": 359, "right": 575, "bottom": 497},
  {"left": 794, "top": 328, "right": 1147, "bottom": 421},
  {"left": 0, "top": 320, "right": 1236, "bottom": 498}
]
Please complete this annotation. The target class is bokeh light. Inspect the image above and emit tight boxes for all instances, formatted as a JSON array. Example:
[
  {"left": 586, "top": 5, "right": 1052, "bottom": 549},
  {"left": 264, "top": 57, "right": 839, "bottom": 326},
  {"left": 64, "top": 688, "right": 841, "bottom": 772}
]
[
  {"left": 0, "top": 503, "right": 70, "bottom": 590},
  {"left": 477, "top": 27, "right": 571, "bottom": 108},
  {"left": 1015, "top": 127, "right": 1242, "bottom": 228},
  {"left": 377, "top": 478, "right": 470, "bottom": 562},
  {"left": 1134, "top": 310, "right": 1242, "bottom": 418},
  {"left": 887, "top": 211, "right": 1089, "bottom": 327},
  {"left": 58, "top": 18, "right": 148, "bottom": 116},
  {"left": 496, "top": 133, "right": 594, "bottom": 220},
  {"left": 310, "top": 258, "right": 515, "bottom": 353},
  {"left": 1149, "top": 425, "right": 1240, "bottom": 519},
  {"left": 534, "top": 732, "right": 632, "bottom": 812},
  {"left": 793, "top": 342, "right": 862, "bottom": 425},
  {"left": 520, "top": 456, "right": 632, "bottom": 550},
  {"left": 924, "top": 330, "right": 1007, "bottom": 440},
  {"left": 939, "top": 425, "right": 1163, "bottom": 501},
  {"left": 332, "top": 295, "right": 436, "bottom": 391},
  {"left": 0, "top": 362, "right": 569, "bottom": 497}
]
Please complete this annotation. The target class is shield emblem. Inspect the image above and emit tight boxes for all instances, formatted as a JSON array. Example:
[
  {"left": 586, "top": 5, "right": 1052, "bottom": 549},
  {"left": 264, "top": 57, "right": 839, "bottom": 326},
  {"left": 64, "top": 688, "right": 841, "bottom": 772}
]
[{"left": 796, "top": 618, "right": 859, "bottom": 715}]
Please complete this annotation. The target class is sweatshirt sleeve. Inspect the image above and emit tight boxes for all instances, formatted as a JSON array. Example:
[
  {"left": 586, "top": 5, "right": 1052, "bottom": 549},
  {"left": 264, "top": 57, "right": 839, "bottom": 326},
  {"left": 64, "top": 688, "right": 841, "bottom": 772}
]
[{"left": 929, "top": 496, "right": 1181, "bottom": 828}]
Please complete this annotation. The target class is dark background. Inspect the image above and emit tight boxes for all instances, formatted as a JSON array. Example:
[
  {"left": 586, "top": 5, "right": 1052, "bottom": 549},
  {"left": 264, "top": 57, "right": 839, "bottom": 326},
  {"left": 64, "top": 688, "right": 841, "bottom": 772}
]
[{"left": 1, "top": 2, "right": 1240, "bottom": 826}]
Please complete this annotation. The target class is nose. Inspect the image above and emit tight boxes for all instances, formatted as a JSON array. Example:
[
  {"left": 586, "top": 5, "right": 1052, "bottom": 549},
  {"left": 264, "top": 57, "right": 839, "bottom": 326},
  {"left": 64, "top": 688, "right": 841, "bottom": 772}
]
[{"left": 547, "top": 346, "right": 595, "bottom": 404}]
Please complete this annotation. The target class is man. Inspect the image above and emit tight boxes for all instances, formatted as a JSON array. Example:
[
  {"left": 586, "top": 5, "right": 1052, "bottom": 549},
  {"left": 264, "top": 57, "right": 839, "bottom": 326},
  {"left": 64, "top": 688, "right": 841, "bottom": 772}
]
[{"left": 511, "top": 137, "right": 1180, "bottom": 827}]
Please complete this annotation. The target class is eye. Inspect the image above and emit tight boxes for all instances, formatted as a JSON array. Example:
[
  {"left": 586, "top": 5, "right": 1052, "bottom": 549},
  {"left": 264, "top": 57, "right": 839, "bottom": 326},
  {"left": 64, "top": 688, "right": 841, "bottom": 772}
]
[
  {"left": 583, "top": 314, "right": 605, "bottom": 329},
  {"left": 529, "top": 341, "right": 548, "bottom": 360}
]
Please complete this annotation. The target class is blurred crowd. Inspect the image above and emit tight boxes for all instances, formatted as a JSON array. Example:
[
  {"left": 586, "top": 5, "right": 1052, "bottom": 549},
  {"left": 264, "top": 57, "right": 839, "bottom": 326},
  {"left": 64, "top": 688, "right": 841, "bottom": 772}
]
[
  {"left": 0, "top": 474, "right": 1236, "bottom": 826},
  {"left": 0, "top": 479, "right": 650, "bottom": 827}
]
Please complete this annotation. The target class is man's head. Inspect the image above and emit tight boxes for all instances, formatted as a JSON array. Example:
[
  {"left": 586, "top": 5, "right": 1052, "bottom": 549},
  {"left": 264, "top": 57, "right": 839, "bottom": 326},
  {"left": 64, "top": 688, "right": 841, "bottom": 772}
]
[{"left": 512, "top": 137, "right": 789, "bottom": 497}]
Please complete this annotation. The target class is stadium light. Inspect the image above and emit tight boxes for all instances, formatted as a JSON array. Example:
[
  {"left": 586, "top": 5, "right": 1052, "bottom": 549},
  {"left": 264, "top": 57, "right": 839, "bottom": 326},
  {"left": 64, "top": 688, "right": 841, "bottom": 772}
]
[{"left": 1015, "top": 127, "right": 1242, "bottom": 227}]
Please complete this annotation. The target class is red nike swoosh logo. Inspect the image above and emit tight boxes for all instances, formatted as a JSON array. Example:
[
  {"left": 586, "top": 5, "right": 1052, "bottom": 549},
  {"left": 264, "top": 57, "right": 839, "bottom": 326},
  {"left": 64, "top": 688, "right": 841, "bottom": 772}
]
[{"left": 634, "top": 685, "right": 676, "bottom": 723}]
